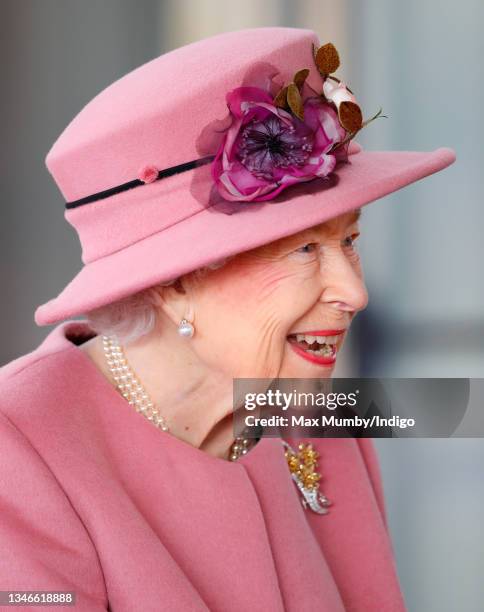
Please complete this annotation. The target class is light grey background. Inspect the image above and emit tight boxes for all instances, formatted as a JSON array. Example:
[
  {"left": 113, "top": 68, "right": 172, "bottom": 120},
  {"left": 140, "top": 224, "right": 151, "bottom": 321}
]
[{"left": 1, "top": 2, "right": 483, "bottom": 611}]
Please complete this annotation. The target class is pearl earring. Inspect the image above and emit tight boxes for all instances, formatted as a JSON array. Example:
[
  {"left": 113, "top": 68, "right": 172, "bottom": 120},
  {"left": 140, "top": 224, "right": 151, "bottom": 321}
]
[{"left": 178, "top": 318, "right": 194, "bottom": 338}]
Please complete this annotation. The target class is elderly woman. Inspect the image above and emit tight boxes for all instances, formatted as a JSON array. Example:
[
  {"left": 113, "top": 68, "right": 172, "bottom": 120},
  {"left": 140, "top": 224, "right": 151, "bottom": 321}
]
[{"left": 0, "top": 27, "right": 454, "bottom": 611}]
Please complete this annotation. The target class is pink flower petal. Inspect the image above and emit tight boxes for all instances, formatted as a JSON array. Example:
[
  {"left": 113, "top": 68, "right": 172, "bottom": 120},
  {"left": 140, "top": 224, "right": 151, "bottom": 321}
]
[
  {"left": 304, "top": 98, "right": 345, "bottom": 144},
  {"left": 226, "top": 87, "right": 273, "bottom": 118}
]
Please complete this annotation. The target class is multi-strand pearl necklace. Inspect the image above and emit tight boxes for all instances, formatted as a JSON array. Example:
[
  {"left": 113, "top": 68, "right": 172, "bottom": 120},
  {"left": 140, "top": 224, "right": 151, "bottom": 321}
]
[
  {"left": 101, "top": 335, "right": 331, "bottom": 511},
  {"left": 101, "top": 335, "right": 254, "bottom": 461}
]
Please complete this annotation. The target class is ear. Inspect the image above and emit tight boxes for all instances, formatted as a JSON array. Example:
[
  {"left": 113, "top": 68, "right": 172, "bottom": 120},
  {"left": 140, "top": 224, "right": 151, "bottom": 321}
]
[{"left": 154, "top": 279, "right": 195, "bottom": 328}]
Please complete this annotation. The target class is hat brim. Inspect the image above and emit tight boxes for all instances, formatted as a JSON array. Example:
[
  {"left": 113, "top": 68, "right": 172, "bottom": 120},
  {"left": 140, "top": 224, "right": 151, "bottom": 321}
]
[{"left": 35, "top": 146, "right": 455, "bottom": 326}]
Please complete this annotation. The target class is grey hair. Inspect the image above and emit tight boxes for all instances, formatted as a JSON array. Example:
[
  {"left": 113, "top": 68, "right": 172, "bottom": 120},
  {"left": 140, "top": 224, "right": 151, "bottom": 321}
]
[{"left": 85, "top": 259, "right": 231, "bottom": 345}]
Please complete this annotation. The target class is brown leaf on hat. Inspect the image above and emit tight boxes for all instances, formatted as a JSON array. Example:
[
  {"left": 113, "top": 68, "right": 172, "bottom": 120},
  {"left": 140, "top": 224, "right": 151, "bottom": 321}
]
[
  {"left": 293, "top": 68, "right": 310, "bottom": 90},
  {"left": 274, "top": 85, "right": 289, "bottom": 109},
  {"left": 314, "top": 43, "right": 340, "bottom": 75},
  {"left": 339, "top": 101, "right": 363, "bottom": 133},
  {"left": 287, "top": 83, "right": 304, "bottom": 120}
]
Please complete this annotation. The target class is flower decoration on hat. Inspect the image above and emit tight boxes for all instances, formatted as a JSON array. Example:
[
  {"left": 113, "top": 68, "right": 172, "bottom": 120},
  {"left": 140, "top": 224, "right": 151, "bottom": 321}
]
[
  {"left": 211, "top": 42, "right": 384, "bottom": 203},
  {"left": 63, "top": 42, "right": 384, "bottom": 213}
]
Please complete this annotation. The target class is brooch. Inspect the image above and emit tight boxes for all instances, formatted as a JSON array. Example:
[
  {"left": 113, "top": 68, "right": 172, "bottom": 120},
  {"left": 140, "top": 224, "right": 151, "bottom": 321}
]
[{"left": 282, "top": 440, "right": 331, "bottom": 515}]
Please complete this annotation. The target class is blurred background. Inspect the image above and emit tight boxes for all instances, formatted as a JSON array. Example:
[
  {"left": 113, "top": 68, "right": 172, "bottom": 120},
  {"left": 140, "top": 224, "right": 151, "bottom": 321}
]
[{"left": 1, "top": 1, "right": 483, "bottom": 610}]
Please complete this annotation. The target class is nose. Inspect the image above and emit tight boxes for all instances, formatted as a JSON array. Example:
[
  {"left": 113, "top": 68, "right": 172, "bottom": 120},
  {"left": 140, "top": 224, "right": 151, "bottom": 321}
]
[{"left": 319, "top": 249, "right": 368, "bottom": 314}]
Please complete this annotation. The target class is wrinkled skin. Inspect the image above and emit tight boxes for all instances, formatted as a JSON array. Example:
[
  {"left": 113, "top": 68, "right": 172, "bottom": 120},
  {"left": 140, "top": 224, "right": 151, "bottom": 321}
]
[{"left": 81, "top": 210, "right": 368, "bottom": 457}]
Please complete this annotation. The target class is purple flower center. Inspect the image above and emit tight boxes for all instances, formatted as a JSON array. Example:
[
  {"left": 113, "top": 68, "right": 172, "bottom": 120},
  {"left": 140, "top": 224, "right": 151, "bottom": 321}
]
[{"left": 237, "top": 115, "right": 313, "bottom": 180}]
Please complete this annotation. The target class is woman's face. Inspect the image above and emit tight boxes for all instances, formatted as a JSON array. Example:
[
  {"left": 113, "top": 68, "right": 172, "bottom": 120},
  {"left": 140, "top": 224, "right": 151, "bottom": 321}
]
[{"left": 186, "top": 209, "right": 368, "bottom": 379}]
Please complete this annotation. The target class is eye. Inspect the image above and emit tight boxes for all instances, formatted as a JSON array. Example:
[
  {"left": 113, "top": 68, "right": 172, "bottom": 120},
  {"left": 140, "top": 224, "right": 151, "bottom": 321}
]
[
  {"left": 295, "top": 242, "right": 318, "bottom": 254},
  {"left": 342, "top": 233, "right": 360, "bottom": 249}
]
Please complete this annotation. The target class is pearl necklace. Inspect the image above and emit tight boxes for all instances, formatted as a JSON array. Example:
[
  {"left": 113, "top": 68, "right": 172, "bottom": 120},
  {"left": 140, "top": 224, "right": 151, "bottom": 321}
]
[
  {"left": 101, "top": 335, "right": 253, "bottom": 461},
  {"left": 101, "top": 335, "right": 331, "bottom": 512}
]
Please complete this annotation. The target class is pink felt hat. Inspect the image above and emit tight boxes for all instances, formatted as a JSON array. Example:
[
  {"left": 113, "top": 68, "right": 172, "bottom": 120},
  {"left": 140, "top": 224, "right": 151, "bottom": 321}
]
[{"left": 35, "top": 27, "right": 456, "bottom": 326}]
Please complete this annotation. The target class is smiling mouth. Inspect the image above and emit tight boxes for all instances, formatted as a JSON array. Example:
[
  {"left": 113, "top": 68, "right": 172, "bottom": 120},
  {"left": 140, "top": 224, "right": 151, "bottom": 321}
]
[{"left": 287, "top": 330, "right": 345, "bottom": 365}]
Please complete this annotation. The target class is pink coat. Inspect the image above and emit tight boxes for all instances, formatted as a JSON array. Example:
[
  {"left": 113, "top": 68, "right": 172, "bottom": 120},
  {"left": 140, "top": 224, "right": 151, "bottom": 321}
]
[{"left": 0, "top": 321, "right": 406, "bottom": 611}]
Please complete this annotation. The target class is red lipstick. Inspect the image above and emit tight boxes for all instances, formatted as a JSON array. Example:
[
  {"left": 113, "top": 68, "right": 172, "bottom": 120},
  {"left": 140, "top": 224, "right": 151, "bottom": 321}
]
[
  {"left": 286, "top": 329, "right": 346, "bottom": 367},
  {"left": 291, "top": 329, "right": 346, "bottom": 336}
]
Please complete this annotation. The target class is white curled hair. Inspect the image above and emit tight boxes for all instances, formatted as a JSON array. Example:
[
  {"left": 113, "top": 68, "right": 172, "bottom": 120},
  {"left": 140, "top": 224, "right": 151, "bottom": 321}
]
[{"left": 85, "top": 259, "right": 230, "bottom": 345}]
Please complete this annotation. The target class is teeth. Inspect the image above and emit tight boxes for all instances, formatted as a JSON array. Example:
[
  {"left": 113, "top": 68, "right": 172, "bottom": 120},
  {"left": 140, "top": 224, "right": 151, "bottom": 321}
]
[
  {"left": 307, "top": 345, "right": 335, "bottom": 357},
  {"left": 296, "top": 334, "right": 340, "bottom": 345}
]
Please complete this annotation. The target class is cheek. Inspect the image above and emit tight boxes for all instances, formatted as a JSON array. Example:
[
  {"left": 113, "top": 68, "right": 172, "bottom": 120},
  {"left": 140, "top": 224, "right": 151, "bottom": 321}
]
[
  {"left": 201, "top": 263, "right": 310, "bottom": 350},
  {"left": 202, "top": 261, "right": 316, "bottom": 316},
  {"left": 269, "top": 263, "right": 323, "bottom": 324},
  {"left": 189, "top": 269, "right": 283, "bottom": 369},
  {"left": 246, "top": 263, "right": 322, "bottom": 329},
  {"left": 192, "top": 263, "right": 322, "bottom": 374}
]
